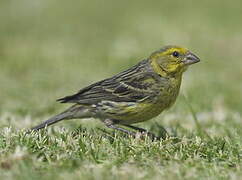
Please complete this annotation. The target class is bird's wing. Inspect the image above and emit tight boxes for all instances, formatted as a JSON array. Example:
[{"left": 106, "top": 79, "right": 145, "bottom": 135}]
[{"left": 57, "top": 61, "right": 162, "bottom": 105}]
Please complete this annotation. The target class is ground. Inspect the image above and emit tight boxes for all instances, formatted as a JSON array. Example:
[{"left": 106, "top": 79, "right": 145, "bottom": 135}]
[{"left": 0, "top": 0, "right": 242, "bottom": 179}]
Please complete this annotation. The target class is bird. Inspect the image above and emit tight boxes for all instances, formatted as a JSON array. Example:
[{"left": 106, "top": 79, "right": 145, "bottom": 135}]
[{"left": 30, "top": 45, "right": 200, "bottom": 139}]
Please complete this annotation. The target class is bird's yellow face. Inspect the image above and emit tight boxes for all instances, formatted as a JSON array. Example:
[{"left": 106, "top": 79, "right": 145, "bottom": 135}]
[{"left": 150, "top": 46, "right": 200, "bottom": 76}]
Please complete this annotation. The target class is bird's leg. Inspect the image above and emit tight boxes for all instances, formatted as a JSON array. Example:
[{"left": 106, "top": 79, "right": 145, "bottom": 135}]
[
  {"left": 122, "top": 124, "right": 161, "bottom": 140},
  {"left": 103, "top": 119, "right": 164, "bottom": 140},
  {"left": 104, "top": 119, "right": 136, "bottom": 137}
]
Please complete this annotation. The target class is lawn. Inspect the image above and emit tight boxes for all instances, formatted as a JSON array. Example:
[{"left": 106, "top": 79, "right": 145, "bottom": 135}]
[{"left": 1, "top": 0, "right": 242, "bottom": 179}]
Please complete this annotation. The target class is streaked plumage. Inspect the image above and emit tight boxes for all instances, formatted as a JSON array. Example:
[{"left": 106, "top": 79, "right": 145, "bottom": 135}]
[{"left": 31, "top": 45, "right": 200, "bottom": 138}]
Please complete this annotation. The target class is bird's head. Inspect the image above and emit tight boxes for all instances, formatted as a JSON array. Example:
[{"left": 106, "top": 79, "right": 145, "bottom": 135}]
[{"left": 149, "top": 45, "right": 200, "bottom": 76}]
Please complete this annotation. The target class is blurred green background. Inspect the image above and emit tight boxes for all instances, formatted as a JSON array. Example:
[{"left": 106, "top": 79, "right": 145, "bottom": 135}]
[
  {"left": 1, "top": 0, "right": 242, "bottom": 179},
  {"left": 0, "top": 0, "right": 242, "bottom": 130}
]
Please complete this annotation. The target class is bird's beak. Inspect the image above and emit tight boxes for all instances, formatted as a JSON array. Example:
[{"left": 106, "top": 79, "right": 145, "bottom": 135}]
[{"left": 182, "top": 52, "right": 200, "bottom": 65}]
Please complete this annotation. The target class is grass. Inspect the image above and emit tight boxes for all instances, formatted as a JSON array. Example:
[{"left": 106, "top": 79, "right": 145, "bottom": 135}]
[{"left": 1, "top": 0, "right": 242, "bottom": 179}]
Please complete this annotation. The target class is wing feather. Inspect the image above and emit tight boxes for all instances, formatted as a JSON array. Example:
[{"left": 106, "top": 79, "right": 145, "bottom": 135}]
[{"left": 57, "top": 59, "right": 162, "bottom": 105}]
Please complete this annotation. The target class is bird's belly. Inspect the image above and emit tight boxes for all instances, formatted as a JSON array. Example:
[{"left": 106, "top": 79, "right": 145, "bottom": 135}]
[
  {"left": 95, "top": 78, "right": 180, "bottom": 124},
  {"left": 96, "top": 97, "right": 176, "bottom": 124}
]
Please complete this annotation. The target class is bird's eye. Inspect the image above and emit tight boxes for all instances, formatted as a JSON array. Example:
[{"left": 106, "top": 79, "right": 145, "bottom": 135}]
[{"left": 172, "top": 51, "right": 179, "bottom": 58}]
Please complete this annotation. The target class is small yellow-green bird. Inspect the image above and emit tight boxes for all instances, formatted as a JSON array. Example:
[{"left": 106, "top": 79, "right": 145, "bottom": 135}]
[{"left": 31, "top": 45, "right": 200, "bottom": 138}]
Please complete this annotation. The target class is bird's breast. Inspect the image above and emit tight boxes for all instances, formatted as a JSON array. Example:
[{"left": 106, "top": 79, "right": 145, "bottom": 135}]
[{"left": 157, "top": 75, "right": 182, "bottom": 109}]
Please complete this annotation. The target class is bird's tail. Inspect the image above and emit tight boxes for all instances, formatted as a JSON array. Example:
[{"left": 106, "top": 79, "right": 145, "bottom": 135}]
[
  {"left": 30, "top": 105, "right": 91, "bottom": 131},
  {"left": 30, "top": 111, "right": 72, "bottom": 131}
]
